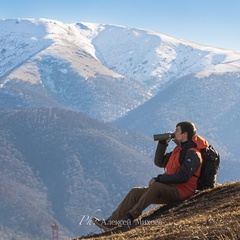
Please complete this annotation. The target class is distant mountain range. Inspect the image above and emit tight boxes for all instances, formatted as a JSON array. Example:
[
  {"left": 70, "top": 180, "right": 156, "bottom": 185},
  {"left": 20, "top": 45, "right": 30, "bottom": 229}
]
[
  {"left": 0, "top": 108, "right": 157, "bottom": 239},
  {"left": 1, "top": 19, "right": 239, "bottom": 122},
  {"left": 0, "top": 18, "right": 240, "bottom": 239}
]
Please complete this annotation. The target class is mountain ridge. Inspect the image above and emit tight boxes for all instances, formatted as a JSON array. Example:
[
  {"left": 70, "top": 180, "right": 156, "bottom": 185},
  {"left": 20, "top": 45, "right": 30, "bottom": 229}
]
[{"left": 1, "top": 18, "right": 240, "bottom": 121}]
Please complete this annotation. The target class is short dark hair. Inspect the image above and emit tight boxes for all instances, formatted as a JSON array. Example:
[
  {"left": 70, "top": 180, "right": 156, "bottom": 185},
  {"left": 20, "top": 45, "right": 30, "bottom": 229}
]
[{"left": 176, "top": 121, "right": 196, "bottom": 140}]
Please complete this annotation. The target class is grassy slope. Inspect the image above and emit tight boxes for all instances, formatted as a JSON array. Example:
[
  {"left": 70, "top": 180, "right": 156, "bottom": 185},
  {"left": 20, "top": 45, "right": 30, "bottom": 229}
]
[{"left": 74, "top": 182, "right": 240, "bottom": 240}]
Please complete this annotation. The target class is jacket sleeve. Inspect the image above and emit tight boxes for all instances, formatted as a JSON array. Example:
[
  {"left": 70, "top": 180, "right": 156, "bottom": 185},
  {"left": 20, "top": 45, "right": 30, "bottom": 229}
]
[
  {"left": 154, "top": 141, "right": 171, "bottom": 168},
  {"left": 155, "top": 149, "right": 200, "bottom": 184}
]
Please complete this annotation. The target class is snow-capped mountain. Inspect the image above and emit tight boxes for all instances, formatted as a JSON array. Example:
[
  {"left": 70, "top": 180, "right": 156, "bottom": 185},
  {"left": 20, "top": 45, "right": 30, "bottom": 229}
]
[
  {"left": 1, "top": 18, "right": 239, "bottom": 121},
  {"left": 1, "top": 18, "right": 240, "bottom": 239}
]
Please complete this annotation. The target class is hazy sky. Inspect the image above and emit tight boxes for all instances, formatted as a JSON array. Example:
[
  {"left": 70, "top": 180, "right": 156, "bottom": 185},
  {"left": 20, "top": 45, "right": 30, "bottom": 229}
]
[{"left": 1, "top": 0, "right": 240, "bottom": 51}]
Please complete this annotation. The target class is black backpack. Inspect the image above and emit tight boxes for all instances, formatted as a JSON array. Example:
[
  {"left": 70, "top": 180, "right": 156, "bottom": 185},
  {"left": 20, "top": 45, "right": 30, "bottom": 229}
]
[
  {"left": 197, "top": 145, "right": 220, "bottom": 190},
  {"left": 180, "top": 145, "right": 220, "bottom": 190}
]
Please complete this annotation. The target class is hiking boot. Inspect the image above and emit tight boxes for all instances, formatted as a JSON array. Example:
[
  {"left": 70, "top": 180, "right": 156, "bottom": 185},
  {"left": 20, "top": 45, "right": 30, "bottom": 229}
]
[{"left": 92, "top": 217, "right": 117, "bottom": 232}]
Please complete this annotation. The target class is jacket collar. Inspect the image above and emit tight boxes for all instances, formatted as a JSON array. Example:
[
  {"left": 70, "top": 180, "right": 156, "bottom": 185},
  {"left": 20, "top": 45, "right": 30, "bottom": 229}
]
[{"left": 180, "top": 140, "right": 197, "bottom": 149}]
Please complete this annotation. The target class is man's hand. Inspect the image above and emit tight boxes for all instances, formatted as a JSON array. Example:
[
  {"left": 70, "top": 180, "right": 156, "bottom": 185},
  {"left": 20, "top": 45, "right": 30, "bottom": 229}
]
[
  {"left": 148, "top": 178, "right": 156, "bottom": 186},
  {"left": 165, "top": 131, "right": 173, "bottom": 143}
]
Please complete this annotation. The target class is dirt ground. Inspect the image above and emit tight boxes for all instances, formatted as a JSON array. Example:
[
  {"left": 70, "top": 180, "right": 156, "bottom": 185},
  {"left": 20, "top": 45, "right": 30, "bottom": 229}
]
[{"left": 74, "top": 182, "right": 240, "bottom": 240}]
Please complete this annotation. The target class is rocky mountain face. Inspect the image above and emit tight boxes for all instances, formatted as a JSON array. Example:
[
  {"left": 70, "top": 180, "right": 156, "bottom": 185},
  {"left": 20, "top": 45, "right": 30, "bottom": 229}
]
[{"left": 0, "top": 18, "right": 240, "bottom": 239}]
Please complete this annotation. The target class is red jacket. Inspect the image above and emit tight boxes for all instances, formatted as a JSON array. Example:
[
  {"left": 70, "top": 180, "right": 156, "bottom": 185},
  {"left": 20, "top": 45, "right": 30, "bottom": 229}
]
[{"left": 154, "top": 135, "right": 208, "bottom": 200}]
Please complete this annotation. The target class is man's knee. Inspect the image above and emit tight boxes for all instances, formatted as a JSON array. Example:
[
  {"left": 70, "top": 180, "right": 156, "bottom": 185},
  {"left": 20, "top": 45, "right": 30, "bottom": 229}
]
[{"left": 149, "top": 181, "right": 162, "bottom": 190}]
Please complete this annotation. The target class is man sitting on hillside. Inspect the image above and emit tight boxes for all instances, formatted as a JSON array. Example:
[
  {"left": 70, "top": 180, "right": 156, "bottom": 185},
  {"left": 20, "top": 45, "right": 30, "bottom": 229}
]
[{"left": 92, "top": 121, "right": 208, "bottom": 231}]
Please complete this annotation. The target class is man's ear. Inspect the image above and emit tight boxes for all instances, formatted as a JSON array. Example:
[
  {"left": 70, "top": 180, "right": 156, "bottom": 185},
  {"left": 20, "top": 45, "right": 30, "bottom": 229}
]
[{"left": 183, "top": 132, "right": 188, "bottom": 138}]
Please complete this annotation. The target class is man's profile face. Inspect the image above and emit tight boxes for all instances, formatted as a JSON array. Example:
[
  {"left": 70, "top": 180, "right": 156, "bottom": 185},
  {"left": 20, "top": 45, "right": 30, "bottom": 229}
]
[{"left": 174, "top": 126, "right": 188, "bottom": 143}]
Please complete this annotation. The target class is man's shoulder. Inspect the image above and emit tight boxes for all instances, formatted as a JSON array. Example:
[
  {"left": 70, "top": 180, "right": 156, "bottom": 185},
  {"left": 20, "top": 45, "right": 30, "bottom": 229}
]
[{"left": 186, "top": 148, "right": 201, "bottom": 159}]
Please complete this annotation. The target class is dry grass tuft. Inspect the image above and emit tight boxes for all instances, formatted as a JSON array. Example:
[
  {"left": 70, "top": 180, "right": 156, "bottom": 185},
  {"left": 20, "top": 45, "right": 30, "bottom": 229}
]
[{"left": 74, "top": 182, "right": 240, "bottom": 240}]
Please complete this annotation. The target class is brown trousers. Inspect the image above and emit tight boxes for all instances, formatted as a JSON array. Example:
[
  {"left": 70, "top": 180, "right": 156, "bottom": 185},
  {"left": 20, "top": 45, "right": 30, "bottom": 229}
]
[{"left": 108, "top": 182, "right": 180, "bottom": 220}]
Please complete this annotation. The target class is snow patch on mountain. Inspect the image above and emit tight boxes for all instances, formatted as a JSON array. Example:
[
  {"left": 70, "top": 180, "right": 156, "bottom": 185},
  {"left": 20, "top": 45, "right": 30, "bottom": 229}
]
[
  {"left": 196, "top": 54, "right": 240, "bottom": 78},
  {"left": 0, "top": 19, "right": 52, "bottom": 78},
  {"left": 0, "top": 18, "right": 122, "bottom": 83},
  {"left": 0, "top": 18, "right": 240, "bottom": 121},
  {"left": 93, "top": 25, "right": 240, "bottom": 92}
]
